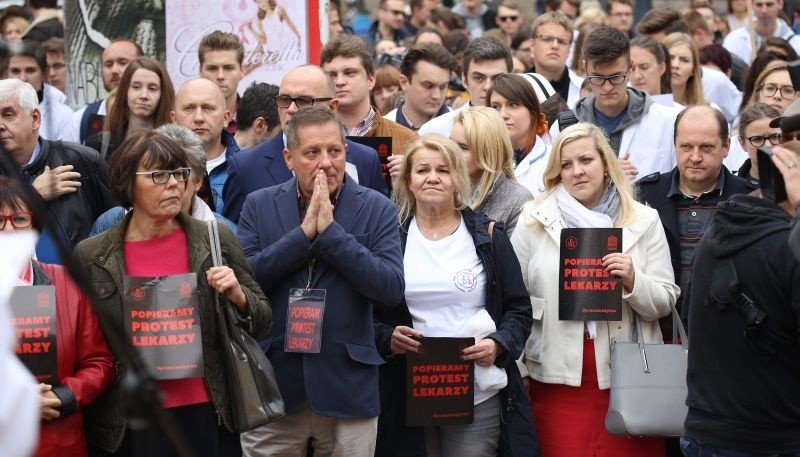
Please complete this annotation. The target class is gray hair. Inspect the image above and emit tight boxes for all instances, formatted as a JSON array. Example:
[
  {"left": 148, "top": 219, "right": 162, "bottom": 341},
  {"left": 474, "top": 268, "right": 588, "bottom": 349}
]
[
  {"left": 154, "top": 123, "right": 206, "bottom": 179},
  {"left": 0, "top": 79, "right": 39, "bottom": 114}
]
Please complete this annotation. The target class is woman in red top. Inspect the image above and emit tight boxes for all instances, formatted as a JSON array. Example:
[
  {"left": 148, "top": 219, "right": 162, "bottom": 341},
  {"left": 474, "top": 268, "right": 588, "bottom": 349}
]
[
  {"left": 74, "top": 130, "right": 271, "bottom": 456},
  {"left": 0, "top": 174, "right": 115, "bottom": 457}
]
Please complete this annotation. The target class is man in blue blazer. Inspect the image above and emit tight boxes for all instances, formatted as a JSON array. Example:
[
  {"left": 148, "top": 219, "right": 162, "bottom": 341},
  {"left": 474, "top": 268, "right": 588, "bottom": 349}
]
[
  {"left": 222, "top": 65, "right": 388, "bottom": 223},
  {"left": 237, "top": 106, "right": 404, "bottom": 456}
]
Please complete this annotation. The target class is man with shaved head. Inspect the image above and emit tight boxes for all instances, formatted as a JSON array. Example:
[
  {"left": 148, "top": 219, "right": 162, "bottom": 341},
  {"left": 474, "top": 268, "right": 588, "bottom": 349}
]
[
  {"left": 221, "top": 64, "right": 387, "bottom": 223},
  {"left": 171, "top": 78, "right": 239, "bottom": 214}
]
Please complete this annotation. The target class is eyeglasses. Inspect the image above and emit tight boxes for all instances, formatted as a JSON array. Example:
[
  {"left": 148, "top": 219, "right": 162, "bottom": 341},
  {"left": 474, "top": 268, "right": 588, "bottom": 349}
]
[
  {"left": 275, "top": 95, "right": 333, "bottom": 109},
  {"left": 382, "top": 7, "right": 405, "bottom": 16},
  {"left": 758, "top": 83, "right": 797, "bottom": 100},
  {"left": 0, "top": 211, "right": 33, "bottom": 230},
  {"left": 585, "top": 71, "right": 629, "bottom": 86},
  {"left": 498, "top": 15, "right": 519, "bottom": 22},
  {"left": 742, "top": 133, "right": 782, "bottom": 147},
  {"left": 611, "top": 12, "right": 633, "bottom": 17},
  {"left": 534, "top": 35, "right": 571, "bottom": 47},
  {"left": 135, "top": 168, "right": 191, "bottom": 185},
  {"left": 783, "top": 132, "right": 800, "bottom": 143}
]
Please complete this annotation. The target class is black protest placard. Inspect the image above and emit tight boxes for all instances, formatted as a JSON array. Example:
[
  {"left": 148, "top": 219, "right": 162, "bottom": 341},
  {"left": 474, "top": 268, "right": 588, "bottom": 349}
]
[
  {"left": 346, "top": 135, "right": 393, "bottom": 194},
  {"left": 124, "top": 274, "right": 203, "bottom": 380},
  {"left": 285, "top": 288, "right": 325, "bottom": 353},
  {"left": 10, "top": 285, "right": 58, "bottom": 383},
  {"left": 406, "top": 336, "right": 474, "bottom": 427},
  {"left": 559, "top": 228, "right": 623, "bottom": 320}
]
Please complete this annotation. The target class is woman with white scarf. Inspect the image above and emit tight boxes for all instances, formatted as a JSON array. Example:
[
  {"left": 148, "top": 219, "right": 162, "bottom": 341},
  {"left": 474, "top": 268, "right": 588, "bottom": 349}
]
[{"left": 511, "top": 122, "right": 679, "bottom": 457}]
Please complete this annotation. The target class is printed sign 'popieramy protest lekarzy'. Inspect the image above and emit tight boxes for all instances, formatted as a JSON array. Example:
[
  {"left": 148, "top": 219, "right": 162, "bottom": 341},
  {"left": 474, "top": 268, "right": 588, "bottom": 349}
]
[
  {"left": 123, "top": 274, "right": 203, "bottom": 380},
  {"left": 559, "top": 228, "right": 623, "bottom": 321},
  {"left": 10, "top": 285, "right": 58, "bottom": 383},
  {"left": 406, "top": 336, "right": 475, "bottom": 427}
]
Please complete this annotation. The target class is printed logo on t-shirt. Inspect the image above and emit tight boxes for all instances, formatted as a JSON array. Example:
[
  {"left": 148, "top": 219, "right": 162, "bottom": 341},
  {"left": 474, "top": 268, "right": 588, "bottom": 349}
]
[{"left": 453, "top": 269, "right": 478, "bottom": 293}]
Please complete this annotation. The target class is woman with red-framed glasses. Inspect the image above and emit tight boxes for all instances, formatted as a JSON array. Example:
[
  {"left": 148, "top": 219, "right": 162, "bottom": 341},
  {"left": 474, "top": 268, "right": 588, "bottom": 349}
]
[{"left": 0, "top": 174, "right": 115, "bottom": 457}]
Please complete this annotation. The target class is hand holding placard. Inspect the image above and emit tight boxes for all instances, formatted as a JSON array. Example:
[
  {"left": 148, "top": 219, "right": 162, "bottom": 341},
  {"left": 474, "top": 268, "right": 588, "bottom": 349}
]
[{"left": 391, "top": 325, "right": 422, "bottom": 355}]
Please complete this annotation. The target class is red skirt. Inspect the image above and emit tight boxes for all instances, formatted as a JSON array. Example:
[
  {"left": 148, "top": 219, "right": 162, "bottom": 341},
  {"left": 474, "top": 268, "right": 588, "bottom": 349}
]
[{"left": 529, "top": 337, "right": 666, "bottom": 457}]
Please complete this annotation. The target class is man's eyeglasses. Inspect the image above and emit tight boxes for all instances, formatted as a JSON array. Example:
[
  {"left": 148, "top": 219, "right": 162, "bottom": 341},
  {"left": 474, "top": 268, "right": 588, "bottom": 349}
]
[
  {"left": 135, "top": 168, "right": 191, "bottom": 185},
  {"left": 275, "top": 95, "right": 333, "bottom": 109},
  {"left": 585, "top": 71, "right": 629, "bottom": 86},
  {"left": 742, "top": 133, "right": 782, "bottom": 147},
  {"left": 0, "top": 211, "right": 33, "bottom": 230},
  {"left": 611, "top": 12, "right": 633, "bottom": 17},
  {"left": 534, "top": 35, "right": 570, "bottom": 47},
  {"left": 758, "top": 83, "right": 797, "bottom": 100},
  {"left": 498, "top": 15, "right": 519, "bottom": 22}
]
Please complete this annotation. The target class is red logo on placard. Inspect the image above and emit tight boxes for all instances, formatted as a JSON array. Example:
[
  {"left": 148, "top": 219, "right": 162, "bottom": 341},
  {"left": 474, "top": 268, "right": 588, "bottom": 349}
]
[
  {"left": 130, "top": 286, "right": 145, "bottom": 301},
  {"left": 378, "top": 144, "right": 388, "bottom": 156},
  {"left": 607, "top": 235, "right": 618, "bottom": 251},
  {"left": 37, "top": 292, "right": 49, "bottom": 308},
  {"left": 566, "top": 236, "right": 578, "bottom": 249},
  {"left": 180, "top": 282, "right": 192, "bottom": 299}
]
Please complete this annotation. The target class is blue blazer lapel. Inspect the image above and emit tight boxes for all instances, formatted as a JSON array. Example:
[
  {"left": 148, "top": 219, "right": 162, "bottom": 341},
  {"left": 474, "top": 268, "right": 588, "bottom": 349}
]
[
  {"left": 274, "top": 178, "right": 301, "bottom": 236},
  {"left": 263, "top": 135, "right": 293, "bottom": 185}
]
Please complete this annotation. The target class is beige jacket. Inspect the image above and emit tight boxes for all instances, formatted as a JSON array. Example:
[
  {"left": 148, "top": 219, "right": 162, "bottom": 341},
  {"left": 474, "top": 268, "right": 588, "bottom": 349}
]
[{"left": 510, "top": 193, "right": 679, "bottom": 389}]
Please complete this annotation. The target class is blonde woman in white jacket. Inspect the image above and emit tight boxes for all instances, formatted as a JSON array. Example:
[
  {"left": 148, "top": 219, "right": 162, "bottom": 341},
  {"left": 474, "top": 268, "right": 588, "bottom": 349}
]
[{"left": 510, "top": 122, "right": 679, "bottom": 457}]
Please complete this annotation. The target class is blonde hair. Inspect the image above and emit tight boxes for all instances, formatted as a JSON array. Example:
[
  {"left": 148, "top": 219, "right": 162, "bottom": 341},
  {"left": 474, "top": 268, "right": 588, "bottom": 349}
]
[
  {"left": 455, "top": 107, "right": 516, "bottom": 210},
  {"left": 394, "top": 135, "right": 471, "bottom": 226},
  {"left": 541, "top": 122, "right": 637, "bottom": 227},
  {"left": 749, "top": 60, "right": 791, "bottom": 108},
  {"left": 663, "top": 32, "right": 707, "bottom": 106}
]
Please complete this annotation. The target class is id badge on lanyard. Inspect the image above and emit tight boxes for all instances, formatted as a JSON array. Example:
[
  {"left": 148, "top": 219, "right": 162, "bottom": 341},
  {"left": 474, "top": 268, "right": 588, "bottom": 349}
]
[{"left": 285, "top": 260, "right": 326, "bottom": 353}]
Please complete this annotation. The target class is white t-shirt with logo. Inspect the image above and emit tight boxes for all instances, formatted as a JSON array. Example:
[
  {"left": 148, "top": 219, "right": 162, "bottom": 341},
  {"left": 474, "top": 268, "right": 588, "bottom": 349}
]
[{"left": 404, "top": 216, "right": 498, "bottom": 404}]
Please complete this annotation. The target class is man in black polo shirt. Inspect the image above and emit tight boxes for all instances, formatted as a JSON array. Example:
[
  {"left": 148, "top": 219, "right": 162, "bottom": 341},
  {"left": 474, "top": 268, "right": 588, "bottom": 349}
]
[{"left": 637, "top": 105, "right": 757, "bottom": 339}]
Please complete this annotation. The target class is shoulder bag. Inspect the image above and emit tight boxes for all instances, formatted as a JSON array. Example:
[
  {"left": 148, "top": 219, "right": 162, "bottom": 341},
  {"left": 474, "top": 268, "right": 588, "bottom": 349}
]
[
  {"left": 605, "top": 302, "right": 688, "bottom": 437},
  {"left": 207, "top": 220, "right": 284, "bottom": 432}
]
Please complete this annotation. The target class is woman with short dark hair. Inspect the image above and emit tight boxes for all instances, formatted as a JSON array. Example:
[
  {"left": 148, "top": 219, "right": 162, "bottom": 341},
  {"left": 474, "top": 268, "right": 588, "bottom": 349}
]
[{"left": 75, "top": 130, "right": 271, "bottom": 456}]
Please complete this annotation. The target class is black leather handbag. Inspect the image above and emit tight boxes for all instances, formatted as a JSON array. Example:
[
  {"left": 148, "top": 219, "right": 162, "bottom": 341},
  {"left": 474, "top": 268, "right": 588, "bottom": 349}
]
[{"left": 207, "top": 220, "right": 284, "bottom": 432}]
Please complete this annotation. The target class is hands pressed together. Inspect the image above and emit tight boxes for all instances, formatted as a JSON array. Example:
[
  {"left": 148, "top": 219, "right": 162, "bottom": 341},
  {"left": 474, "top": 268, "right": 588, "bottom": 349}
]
[{"left": 301, "top": 171, "right": 335, "bottom": 241}]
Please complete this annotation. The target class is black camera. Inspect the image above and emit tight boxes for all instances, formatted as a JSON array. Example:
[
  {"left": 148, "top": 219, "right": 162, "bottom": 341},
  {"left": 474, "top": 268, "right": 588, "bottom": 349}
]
[{"left": 756, "top": 146, "right": 788, "bottom": 203}]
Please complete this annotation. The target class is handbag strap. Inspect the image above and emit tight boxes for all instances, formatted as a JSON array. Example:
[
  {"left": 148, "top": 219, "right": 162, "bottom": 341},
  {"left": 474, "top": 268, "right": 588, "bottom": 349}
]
[
  {"left": 207, "top": 220, "right": 222, "bottom": 268},
  {"left": 631, "top": 302, "right": 687, "bottom": 348},
  {"left": 630, "top": 301, "right": 688, "bottom": 373}
]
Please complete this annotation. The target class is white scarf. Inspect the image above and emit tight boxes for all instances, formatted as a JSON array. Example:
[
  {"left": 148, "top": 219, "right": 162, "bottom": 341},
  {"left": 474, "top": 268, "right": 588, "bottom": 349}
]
[{"left": 554, "top": 184, "right": 613, "bottom": 338}]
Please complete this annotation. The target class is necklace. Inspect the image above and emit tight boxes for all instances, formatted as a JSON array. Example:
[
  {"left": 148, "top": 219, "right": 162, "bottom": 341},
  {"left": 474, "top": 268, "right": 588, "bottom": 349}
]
[{"left": 418, "top": 218, "right": 460, "bottom": 240}]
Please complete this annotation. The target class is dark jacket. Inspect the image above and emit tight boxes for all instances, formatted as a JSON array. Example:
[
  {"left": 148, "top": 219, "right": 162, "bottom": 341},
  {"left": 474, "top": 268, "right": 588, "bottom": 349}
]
[
  {"left": 32, "top": 262, "right": 115, "bottom": 457},
  {"left": 20, "top": 138, "right": 116, "bottom": 257},
  {"left": 237, "top": 176, "right": 404, "bottom": 418},
  {"left": 636, "top": 166, "right": 758, "bottom": 278},
  {"left": 683, "top": 194, "right": 800, "bottom": 453},
  {"left": 73, "top": 212, "right": 272, "bottom": 452},
  {"left": 373, "top": 208, "right": 539, "bottom": 457}
]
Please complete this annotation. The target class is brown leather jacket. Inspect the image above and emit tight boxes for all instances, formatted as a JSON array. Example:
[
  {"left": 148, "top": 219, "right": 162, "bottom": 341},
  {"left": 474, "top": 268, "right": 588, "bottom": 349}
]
[{"left": 367, "top": 109, "right": 418, "bottom": 155}]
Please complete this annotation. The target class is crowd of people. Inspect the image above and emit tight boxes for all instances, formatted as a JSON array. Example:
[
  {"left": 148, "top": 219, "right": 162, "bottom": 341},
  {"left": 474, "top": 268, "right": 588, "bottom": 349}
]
[{"left": 1, "top": 0, "right": 800, "bottom": 456}]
